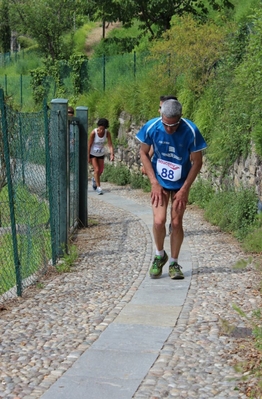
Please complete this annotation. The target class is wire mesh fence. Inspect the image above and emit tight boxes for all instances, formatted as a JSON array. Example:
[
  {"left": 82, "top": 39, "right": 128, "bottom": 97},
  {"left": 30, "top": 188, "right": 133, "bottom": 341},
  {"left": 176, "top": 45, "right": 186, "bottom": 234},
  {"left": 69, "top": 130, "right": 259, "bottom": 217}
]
[
  {"left": 0, "top": 50, "right": 27, "bottom": 68},
  {"left": 0, "top": 51, "right": 170, "bottom": 108},
  {"left": 0, "top": 91, "right": 87, "bottom": 303},
  {"left": 0, "top": 95, "right": 51, "bottom": 300}
]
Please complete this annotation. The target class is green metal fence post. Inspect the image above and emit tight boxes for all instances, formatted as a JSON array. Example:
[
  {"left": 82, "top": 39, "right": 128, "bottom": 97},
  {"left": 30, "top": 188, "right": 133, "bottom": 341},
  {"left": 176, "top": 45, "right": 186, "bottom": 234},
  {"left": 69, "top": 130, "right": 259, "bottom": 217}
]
[
  {"left": 134, "top": 51, "right": 136, "bottom": 79},
  {"left": 4, "top": 74, "right": 7, "bottom": 96},
  {"left": 43, "top": 99, "right": 56, "bottom": 266},
  {"left": 0, "top": 88, "right": 22, "bottom": 296},
  {"left": 76, "top": 106, "right": 88, "bottom": 227},
  {"left": 18, "top": 114, "right": 25, "bottom": 184},
  {"left": 103, "top": 54, "right": 106, "bottom": 91},
  {"left": 50, "top": 98, "right": 68, "bottom": 257},
  {"left": 20, "top": 74, "right": 23, "bottom": 108},
  {"left": 68, "top": 116, "right": 80, "bottom": 230}
]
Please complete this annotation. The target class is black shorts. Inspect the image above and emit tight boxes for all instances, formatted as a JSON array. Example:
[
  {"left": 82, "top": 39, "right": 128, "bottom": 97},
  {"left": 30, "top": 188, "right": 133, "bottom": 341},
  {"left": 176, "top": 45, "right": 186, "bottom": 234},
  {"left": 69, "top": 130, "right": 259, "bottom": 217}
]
[
  {"left": 90, "top": 154, "right": 105, "bottom": 159},
  {"left": 163, "top": 188, "right": 179, "bottom": 202}
]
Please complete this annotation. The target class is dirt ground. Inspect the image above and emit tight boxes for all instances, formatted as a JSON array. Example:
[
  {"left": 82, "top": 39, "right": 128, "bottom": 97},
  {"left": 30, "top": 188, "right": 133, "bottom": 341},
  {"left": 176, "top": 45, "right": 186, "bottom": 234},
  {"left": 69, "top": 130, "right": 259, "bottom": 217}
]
[{"left": 85, "top": 21, "right": 122, "bottom": 56}]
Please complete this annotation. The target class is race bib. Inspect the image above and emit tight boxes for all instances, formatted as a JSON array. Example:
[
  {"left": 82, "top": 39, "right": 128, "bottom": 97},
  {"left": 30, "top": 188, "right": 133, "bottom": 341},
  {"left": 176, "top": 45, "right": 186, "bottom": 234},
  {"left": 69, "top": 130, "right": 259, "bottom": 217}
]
[
  {"left": 93, "top": 144, "right": 103, "bottom": 154},
  {"left": 156, "top": 159, "right": 182, "bottom": 182}
]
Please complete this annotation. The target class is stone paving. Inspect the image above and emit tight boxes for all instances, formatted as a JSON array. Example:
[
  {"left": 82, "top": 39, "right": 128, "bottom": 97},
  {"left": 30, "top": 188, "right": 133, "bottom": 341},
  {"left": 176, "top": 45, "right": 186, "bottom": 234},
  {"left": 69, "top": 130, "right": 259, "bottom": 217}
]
[{"left": 0, "top": 182, "right": 261, "bottom": 399}]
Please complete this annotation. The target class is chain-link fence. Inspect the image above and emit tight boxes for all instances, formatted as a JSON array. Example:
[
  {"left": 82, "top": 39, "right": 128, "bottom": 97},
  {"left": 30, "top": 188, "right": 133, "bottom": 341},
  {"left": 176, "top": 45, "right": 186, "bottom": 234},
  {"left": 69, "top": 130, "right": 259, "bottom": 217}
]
[
  {"left": 0, "top": 94, "right": 51, "bottom": 300},
  {"left": 0, "top": 50, "right": 28, "bottom": 68},
  {"left": 0, "top": 91, "right": 88, "bottom": 303},
  {"left": 0, "top": 51, "right": 171, "bottom": 109}
]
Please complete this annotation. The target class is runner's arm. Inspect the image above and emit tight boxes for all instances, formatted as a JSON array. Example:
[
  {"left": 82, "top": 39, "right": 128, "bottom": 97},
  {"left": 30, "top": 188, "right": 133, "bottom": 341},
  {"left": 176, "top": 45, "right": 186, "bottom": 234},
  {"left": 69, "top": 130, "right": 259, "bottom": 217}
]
[
  {"left": 174, "top": 151, "right": 203, "bottom": 210},
  {"left": 106, "top": 131, "right": 114, "bottom": 161},
  {"left": 140, "top": 143, "right": 164, "bottom": 207}
]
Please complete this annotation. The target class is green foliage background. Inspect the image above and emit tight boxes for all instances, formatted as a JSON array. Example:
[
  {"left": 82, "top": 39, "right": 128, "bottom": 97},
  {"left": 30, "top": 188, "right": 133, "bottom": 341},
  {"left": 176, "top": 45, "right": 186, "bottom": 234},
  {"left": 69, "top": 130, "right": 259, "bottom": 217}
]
[
  {"left": 1, "top": 1, "right": 262, "bottom": 392},
  {"left": 1, "top": 0, "right": 262, "bottom": 254}
]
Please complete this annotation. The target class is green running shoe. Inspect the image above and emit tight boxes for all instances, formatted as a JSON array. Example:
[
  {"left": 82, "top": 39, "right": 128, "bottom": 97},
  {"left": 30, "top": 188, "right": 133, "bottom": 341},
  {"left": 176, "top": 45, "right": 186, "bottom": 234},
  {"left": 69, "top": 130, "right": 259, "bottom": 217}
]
[
  {"left": 169, "top": 262, "right": 184, "bottom": 280},
  {"left": 149, "top": 251, "right": 168, "bottom": 279}
]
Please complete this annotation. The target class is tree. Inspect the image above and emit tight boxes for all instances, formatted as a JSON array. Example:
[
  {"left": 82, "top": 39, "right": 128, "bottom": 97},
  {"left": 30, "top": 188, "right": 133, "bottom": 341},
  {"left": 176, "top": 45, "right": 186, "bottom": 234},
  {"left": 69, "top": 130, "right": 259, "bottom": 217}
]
[
  {"left": 85, "top": 0, "right": 234, "bottom": 38},
  {"left": 9, "top": 0, "right": 83, "bottom": 61},
  {"left": 83, "top": 0, "right": 123, "bottom": 38},
  {"left": 0, "top": 0, "right": 11, "bottom": 53},
  {"left": 150, "top": 14, "right": 230, "bottom": 93}
]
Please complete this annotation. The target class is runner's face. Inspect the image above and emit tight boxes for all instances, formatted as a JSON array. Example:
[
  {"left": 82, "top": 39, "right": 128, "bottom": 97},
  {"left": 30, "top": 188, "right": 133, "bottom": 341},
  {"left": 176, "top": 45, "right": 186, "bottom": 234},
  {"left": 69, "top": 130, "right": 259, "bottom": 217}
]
[
  {"left": 97, "top": 126, "right": 106, "bottom": 135},
  {"left": 161, "top": 115, "right": 181, "bottom": 134}
]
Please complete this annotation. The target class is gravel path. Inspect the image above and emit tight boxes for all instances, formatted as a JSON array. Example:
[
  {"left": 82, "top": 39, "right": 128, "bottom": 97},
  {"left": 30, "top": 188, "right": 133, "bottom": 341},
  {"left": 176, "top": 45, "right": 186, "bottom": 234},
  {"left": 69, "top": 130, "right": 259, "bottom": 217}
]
[{"left": 0, "top": 182, "right": 261, "bottom": 399}]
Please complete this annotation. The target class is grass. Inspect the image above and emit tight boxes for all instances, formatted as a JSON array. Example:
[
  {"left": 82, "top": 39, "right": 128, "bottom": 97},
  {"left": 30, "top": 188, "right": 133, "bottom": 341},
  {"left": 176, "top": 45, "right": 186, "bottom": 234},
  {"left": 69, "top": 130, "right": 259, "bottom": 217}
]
[
  {"left": 0, "top": 229, "right": 52, "bottom": 295},
  {"left": 56, "top": 243, "right": 78, "bottom": 273},
  {"left": 0, "top": 184, "right": 52, "bottom": 295},
  {"left": 0, "top": 184, "right": 50, "bottom": 227},
  {"left": 232, "top": 301, "right": 262, "bottom": 398},
  {"left": 189, "top": 178, "right": 262, "bottom": 250},
  {"left": 73, "top": 21, "right": 97, "bottom": 53}
]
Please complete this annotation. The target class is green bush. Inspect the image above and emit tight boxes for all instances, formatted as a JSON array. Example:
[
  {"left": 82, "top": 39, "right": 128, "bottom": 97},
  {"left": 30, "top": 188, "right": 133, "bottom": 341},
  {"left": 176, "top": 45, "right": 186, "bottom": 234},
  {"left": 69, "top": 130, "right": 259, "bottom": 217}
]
[
  {"left": 241, "top": 213, "right": 262, "bottom": 252},
  {"left": 188, "top": 177, "right": 215, "bottom": 208},
  {"left": 93, "top": 22, "right": 143, "bottom": 57},
  {"left": 93, "top": 37, "right": 141, "bottom": 57},
  {"left": 130, "top": 172, "right": 151, "bottom": 192},
  {"left": 242, "top": 226, "right": 262, "bottom": 253},
  {"left": 204, "top": 186, "right": 258, "bottom": 240},
  {"left": 101, "top": 164, "right": 151, "bottom": 192},
  {"left": 17, "top": 36, "right": 36, "bottom": 50},
  {"left": 101, "top": 164, "right": 131, "bottom": 186},
  {"left": 129, "top": 172, "right": 143, "bottom": 189}
]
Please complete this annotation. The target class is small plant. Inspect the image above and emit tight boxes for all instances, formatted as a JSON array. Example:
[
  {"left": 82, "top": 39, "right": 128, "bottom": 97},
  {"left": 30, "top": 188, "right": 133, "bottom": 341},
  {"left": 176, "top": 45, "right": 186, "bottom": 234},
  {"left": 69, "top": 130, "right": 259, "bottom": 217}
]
[
  {"left": 232, "top": 257, "right": 252, "bottom": 270},
  {"left": 56, "top": 243, "right": 78, "bottom": 273},
  {"left": 88, "top": 218, "right": 98, "bottom": 226},
  {"left": 36, "top": 282, "right": 44, "bottom": 289}
]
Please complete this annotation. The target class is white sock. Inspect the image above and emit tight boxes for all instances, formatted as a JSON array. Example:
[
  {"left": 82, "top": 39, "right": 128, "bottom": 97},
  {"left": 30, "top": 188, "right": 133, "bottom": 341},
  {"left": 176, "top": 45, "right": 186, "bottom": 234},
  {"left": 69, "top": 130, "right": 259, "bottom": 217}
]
[
  {"left": 170, "top": 258, "right": 178, "bottom": 264},
  {"left": 156, "top": 249, "right": 164, "bottom": 257}
]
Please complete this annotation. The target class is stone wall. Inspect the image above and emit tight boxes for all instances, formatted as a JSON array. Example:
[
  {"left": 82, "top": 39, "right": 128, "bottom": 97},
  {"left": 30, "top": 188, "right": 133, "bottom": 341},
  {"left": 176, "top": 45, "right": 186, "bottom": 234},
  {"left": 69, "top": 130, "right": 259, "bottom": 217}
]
[
  {"left": 106, "top": 112, "right": 262, "bottom": 201},
  {"left": 200, "top": 143, "right": 262, "bottom": 200},
  {"left": 114, "top": 113, "right": 142, "bottom": 173}
]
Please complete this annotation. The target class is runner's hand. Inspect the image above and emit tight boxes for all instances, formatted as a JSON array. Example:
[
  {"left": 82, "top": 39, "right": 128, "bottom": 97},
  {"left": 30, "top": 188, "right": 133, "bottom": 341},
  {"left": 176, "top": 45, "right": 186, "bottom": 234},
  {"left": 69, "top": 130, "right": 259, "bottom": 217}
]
[
  {"left": 151, "top": 183, "right": 166, "bottom": 207},
  {"left": 173, "top": 189, "right": 188, "bottom": 211}
]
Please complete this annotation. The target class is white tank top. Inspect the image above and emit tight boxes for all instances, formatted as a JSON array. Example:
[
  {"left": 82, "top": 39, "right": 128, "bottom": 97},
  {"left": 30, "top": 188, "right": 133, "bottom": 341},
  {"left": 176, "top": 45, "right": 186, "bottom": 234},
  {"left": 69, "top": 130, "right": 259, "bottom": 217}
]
[{"left": 90, "top": 129, "right": 107, "bottom": 156}]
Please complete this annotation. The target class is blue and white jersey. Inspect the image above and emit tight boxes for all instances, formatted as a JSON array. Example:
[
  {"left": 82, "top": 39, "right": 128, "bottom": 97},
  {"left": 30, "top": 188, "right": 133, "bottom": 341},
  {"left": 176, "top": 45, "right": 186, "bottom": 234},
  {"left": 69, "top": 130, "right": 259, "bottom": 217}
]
[{"left": 136, "top": 117, "right": 207, "bottom": 190}]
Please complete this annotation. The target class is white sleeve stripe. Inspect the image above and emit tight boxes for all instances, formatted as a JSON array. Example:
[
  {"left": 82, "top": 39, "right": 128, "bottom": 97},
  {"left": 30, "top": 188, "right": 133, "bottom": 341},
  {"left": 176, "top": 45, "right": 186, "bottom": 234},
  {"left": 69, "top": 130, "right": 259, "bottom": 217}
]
[
  {"left": 146, "top": 117, "right": 161, "bottom": 134},
  {"left": 182, "top": 118, "right": 196, "bottom": 146},
  {"left": 191, "top": 147, "right": 207, "bottom": 153}
]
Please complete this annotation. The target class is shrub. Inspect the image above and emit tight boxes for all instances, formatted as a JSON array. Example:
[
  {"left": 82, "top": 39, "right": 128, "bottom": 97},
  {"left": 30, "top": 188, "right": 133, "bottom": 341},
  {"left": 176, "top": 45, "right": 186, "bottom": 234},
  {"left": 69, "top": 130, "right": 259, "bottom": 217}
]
[
  {"left": 242, "top": 226, "right": 262, "bottom": 253},
  {"left": 101, "top": 163, "right": 151, "bottom": 192},
  {"left": 188, "top": 177, "right": 215, "bottom": 208},
  {"left": 101, "top": 164, "right": 131, "bottom": 186},
  {"left": 130, "top": 172, "right": 151, "bottom": 192},
  {"left": 204, "top": 186, "right": 258, "bottom": 240}
]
